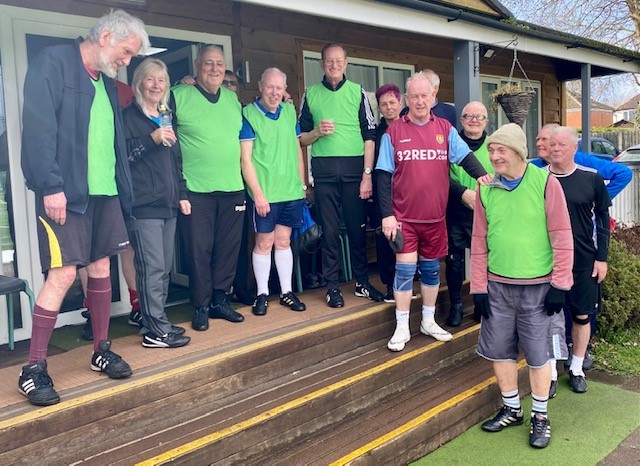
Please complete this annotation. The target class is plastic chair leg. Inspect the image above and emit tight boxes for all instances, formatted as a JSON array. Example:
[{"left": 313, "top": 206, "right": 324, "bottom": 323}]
[{"left": 6, "top": 294, "right": 14, "bottom": 351}]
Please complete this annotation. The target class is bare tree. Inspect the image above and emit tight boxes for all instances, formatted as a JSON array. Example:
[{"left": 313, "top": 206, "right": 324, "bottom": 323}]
[{"left": 502, "top": 0, "right": 640, "bottom": 107}]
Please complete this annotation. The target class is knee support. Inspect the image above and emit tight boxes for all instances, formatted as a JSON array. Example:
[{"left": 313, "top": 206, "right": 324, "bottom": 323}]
[
  {"left": 418, "top": 258, "right": 440, "bottom": 286},
  {"left": 394, "top": 262, "right": 417, "bottom": 292},
  {"left": 572, "top": 314, "right": 591, "bottom": 325}
]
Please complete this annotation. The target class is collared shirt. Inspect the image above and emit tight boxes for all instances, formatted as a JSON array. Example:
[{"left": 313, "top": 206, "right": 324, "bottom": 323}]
[{"left": 240, "top": 98, "right": 301, "bottom": 140}]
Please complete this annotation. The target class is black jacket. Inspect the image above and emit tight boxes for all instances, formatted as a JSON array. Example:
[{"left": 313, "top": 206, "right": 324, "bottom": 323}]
[
  {"left": 123, "top": 101, "right": 187, "bottom": 219},
  {"left": 21, "top": 37, "right": 133, "bottom": 216}
]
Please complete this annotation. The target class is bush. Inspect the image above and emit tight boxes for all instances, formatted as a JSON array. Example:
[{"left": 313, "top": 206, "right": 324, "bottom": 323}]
[{"left": 600, "top": 232, "right": 640, "bottom": 330}]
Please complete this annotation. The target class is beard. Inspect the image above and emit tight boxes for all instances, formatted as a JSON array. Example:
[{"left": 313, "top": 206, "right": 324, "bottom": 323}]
[{"left": 97, "top": 49, "right": 118, "bottom": 79}]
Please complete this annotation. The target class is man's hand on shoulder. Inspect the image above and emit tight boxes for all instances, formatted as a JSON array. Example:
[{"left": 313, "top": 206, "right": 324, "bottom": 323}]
[
  {"left": 44, "top": 192, "right": 67, "bottom": 225},
  {"left": 461, "top": 189, "right": 476, "bottom": 210}
]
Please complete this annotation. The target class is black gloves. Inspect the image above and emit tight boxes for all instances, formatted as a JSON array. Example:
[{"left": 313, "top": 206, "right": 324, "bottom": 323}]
[
  {"left": 473, "top": 293, "right": 491, "bottom": 319},
  {"left": 544, "top": 286, "right": 566, "bottom": 316}
]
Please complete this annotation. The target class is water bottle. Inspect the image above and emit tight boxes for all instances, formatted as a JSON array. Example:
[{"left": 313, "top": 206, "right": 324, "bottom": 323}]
[{"left": 159, "top": 104, "right": 172, "bottom": 129}]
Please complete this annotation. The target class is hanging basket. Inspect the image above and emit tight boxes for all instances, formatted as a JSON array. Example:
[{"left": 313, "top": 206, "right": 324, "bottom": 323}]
[{"left": 495, "top": 90, "right": 535, "bottom": 127}]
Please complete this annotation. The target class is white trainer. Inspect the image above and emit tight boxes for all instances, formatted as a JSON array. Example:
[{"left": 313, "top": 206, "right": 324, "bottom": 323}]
[
  {"left": 387, "top": 325, "right": 411, "bottom": 351},
  {"left": 420, "top": 320, "right": 453, "bottom": 342}
]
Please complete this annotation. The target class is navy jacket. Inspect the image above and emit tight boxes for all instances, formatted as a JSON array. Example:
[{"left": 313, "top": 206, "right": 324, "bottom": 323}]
[{"left": 21, "top": 37, "right": 133, "bottom": 217}]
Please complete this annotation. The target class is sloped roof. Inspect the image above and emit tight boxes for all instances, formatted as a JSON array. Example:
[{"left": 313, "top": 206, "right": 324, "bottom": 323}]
[
  {"left": 426, "top": 0, "right": 511, "bottom": 18},
  {"left": 616, "top": 93, "right": 640, "bottom": 111},
  {"left": 566, "top": 91, "right": 614, "bottom": 111}
]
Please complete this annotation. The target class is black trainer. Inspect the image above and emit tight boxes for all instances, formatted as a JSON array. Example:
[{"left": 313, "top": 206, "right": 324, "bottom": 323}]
[
  {"left": 18, "top": 360, "right": 60, "bottom": 406},
  {"left": 446, "top": 303, "right": 464, "bottom": 327},
  {"left": 326, "top": 288, "right": 345, "bottom": 308},
  {"left": 529, "top": 413, "right": 551, "bottom": 448},
  {"left": 91, "top": 340, "right": 132, "bottom": 379},
  {"left": 128, "top": 308, "right": 142, "bottom": 327},
  {"left": 192, "top": 306, "right": 209, "bottom": 331},
  {"left": 569, "top": 371, "right": 588, "bottom": 393},
  {"left": 383, "top": 285, "right": 395, "bottom": 303},
  {"left": 252, "top": 294, "right": 268, "bottom": 316},
  {"left": 142, "top": 331, "right": 191, "bottom": 348},
  {"left": 354, "top": 281, "right": 384, "bottom": 302},
  {"left": 209, "top": 300, "right": 245, "bottom": 322},
  {"left": 481, "top": 405, "right": 524, "bottom": 432},
  {"left": 549, "top": 379, "right": 558, "bottom": 398},
  {"left": 171, "top": 325, "right": 186, "bottom": 335},
  {"left": 81, "top": 309, "right": 93, "bottom": 341},
  {"left": 280, "top": 291, "right": 306, "bottom": 311}
]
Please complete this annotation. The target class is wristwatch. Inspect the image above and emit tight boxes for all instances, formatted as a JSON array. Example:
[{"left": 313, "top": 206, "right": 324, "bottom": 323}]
[{"left": 363, "top": 167, "right": 373, "bottom": 175}]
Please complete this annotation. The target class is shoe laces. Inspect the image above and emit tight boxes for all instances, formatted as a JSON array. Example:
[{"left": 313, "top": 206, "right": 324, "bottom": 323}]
[
  {"left": 96, "top": 348, "right": 123, "bottom": 366},
  {"left": 528, "top": 414, "right": 548, "bottom": 432},
  {"left": 27, "top": 369, "right": 54, "bottom": 388}
]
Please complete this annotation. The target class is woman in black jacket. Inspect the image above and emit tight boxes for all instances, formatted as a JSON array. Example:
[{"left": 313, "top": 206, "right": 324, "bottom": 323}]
[{"left": 123, "top": 58, "right": 191, "bottom": 348}]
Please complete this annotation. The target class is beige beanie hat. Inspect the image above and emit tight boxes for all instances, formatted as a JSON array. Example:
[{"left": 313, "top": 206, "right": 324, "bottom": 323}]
[{"left": 487, "top": 123, "right": 528, "bottom": 160}]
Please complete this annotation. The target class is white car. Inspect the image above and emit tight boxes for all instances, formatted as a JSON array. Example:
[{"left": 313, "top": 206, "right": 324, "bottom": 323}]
[{"left": 613, "top": 144, "right": 640, "bottom": 165}]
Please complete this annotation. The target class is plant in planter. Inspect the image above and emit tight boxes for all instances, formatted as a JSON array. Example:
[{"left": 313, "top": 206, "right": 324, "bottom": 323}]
[{"left": 491, "top": 48, "right": 536, "bottom": 127}]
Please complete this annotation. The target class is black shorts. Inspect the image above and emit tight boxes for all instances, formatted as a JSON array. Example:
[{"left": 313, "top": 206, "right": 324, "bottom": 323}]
[
  {"left": 566, "top": 269, "right": 599, "bottom": 316},
  {"left": 447, "top": 221, "right": 472, "bottom": 251},
  {"left": 36, "top": 195, "right": 129, "bottom": 272}
]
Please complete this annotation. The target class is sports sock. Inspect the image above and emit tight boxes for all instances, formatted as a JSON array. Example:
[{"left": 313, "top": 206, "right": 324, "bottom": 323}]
[
  {"left": 395, "top": 310, "right": 410, "bottom": 326},
  {"left": 252, "top": 251, "right": 271, "bottom": 296},
  {"left": 129, "top": 288, "right": 139, "bottom": 312},
  {"left": 28, "top": 304, "right": 59, "bottom": 363},
  {"left": 531, "top": 393, "right": 549, "bottom": 416},
  {"left": 274, "top": 248, "right": 293, "bottom": 295},
  {"left": 87, "top": 276, "right": 112, "bottom": 352},
  {"left": 570, "top": 355, "right": 585, "bottom": 375},
  {"left": 421, "top": 305, "right": 435, "bottom": 321},
  {"left": 501, "top": 389, "right": 521, "bottom": 410},
  {"left": 550, "top": 359, "right": 558, "bottom": 381}
]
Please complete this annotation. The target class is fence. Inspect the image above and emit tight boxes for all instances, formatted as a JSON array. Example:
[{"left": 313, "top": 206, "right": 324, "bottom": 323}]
[
  {"left": 611, "top": 164, "right": 639, "bottom": 227},
  {"left": 592, "top": 130, "right": 640, "bottom": 151}
]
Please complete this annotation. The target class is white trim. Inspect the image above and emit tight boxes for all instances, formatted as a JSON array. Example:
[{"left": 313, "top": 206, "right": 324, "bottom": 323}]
[{"left": 240, "top": 0, "right": 640, "bottom": 75}]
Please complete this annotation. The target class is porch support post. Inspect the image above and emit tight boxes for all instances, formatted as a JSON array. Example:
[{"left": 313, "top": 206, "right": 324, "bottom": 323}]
[
  {"left": 453, "top": 40, "right": 480, "bottom": 130},
  {"left": 581, "top": 63, "right": 591, "bottom": 151}
]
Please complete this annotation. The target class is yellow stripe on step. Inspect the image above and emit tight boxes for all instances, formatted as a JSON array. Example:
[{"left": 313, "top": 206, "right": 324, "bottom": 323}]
[
  {"left": 330, "top": 358, "right": 529, "bottom": 466},
  {"left": 137, "top": 324, "right": 482, "bottom": 465}
]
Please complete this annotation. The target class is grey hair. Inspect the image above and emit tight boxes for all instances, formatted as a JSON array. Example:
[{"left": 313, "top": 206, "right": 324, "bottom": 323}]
[
  {"left": 421, "top": 69, "right": 440, "bottom": 90},
  {"left": 196, "top": 44, "right": 225, "bottom": 65},
  {"left": 551, "top": 125, "right": 579, "bottom": 144},
  {"left": 87, "top": 9, "right": 149, "bottom": 54},
  {"left": 131, "top": 58, "right": 170, "bottom": 116},
  {"left": 461, "top": 100, "right": 487, "bottom": 116},
  {"left": 541, "top": 123, "right": 561, "bottom": 132},
  {"left": 405, "top": 71, "right": 434, "bottom": 93},
  {"left": 260, "top": 67, "right": 287, "bottom": 85}
]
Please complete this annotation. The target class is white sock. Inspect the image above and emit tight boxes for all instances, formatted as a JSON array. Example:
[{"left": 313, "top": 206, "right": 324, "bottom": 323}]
[
  {"left": 274, "top": 248, "right": 294, "bottom": 294},
  {"left": 570, "top": 355, "right": 585, "bottom": 375},
  {"left": 252, "top": 251, "right": 272, "bottom": 296},
  {"left": 421, "top": 305, "right": 436, "bottom": 321},
  {"left": 550, "top": 359, "right": 558, "bottom": 381},
  {"left": 396, "top": 310, "right": 410, "bottom": 327}
]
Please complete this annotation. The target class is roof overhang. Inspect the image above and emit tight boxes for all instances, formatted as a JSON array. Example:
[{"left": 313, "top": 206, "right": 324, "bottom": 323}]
[{"left": 237, "top": 0, "right": 640, "bottom": 78}]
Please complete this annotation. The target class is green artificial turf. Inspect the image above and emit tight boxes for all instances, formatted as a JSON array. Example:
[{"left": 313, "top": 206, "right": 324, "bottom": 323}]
[{"left": 413, "top": 380, "right": 640, "bottom": 465}]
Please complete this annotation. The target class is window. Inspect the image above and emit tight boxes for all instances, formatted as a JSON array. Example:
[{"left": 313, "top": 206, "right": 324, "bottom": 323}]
[{"left": 480, "top": 76, "right": 542, "bottom": 156}]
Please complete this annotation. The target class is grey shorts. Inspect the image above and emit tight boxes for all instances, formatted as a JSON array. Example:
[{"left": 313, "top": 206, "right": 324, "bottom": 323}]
[{"left": 477, "top": 281, "right": 565, "bottom": 368}]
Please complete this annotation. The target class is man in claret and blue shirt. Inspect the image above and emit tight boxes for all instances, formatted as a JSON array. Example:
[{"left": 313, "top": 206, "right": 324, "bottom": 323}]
[{"left": 376, "top": 71, "right": 488, "bottom": 353}]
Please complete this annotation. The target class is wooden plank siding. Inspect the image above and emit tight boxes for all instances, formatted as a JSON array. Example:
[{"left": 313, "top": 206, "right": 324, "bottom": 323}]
[{"left": 2, "top": 0, "right": 561, "bottom": 122}]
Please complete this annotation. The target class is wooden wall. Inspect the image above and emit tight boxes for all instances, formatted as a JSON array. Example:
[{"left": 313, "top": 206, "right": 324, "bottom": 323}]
[{"left": 1, "top": 0, "right": 562, "bottom": 123}]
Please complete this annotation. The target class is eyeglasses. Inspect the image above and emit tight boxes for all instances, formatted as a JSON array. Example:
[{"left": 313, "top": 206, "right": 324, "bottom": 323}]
[
  {"left": 323, "top": 59, "right": 346, "bottom": 66},
  {"left": 223, "top": 80, "right": 238, "bottom": 87},
  {"left": 461, "top": 114, "right": 488, "bottom": 121}
]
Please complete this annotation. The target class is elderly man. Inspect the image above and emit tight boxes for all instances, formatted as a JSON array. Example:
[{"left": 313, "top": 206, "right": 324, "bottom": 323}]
[
  {"left": 376, "top": 72, "right": 488, "bottom": 352},
  {"left": 299, "top": 43, "right": 383, "bottom": 307},
  {"left": 445, "top": 101, "right": 494, "bottom": 326},
  {"left": 171, "top": 45, "right": 246, "bottom": 331},
  {"left": 472, "top": 123, "right": 573, "bottom": 448},
  {"left": 19, "top": 10, "right": 149, "bottom": 406},
  {"left": 240, "top": 68, "right": 307, "bottom": 315},
  {"left": 532, "top": 123, "right": 630, "bottom": 382},
  {"left": 546, "top": 126, "right": 610, "bottom": 394}
]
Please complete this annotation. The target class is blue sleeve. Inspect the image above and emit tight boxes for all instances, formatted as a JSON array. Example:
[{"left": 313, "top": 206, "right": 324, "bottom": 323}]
[
  {"left": 574, "top": 151, "right": 632, "bottom": 199},
  {"left": 295, "top": 122, "right": 301, "bottom": 137},
  {"left": 375, "top": 133, "right": 395, "bottom": 173},
  {"left": 239, "top": 117, "right": 255, "bottom": 141},
  {"left": 529, "top": 157, "right": 546, "bottom": 168},
  {"left": 447, "top": 127, "right": 472, "bottom": 164}
]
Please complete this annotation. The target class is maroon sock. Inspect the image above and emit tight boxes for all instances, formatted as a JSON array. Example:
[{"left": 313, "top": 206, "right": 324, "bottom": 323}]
[
  {"left": 29, "top": 304, "right": 59, "bottom": 363},
  {"left": 129, "top": 288, "right": 139, "bottom": 312},
  {"left": 87, "top": 276, "right": 112, "bottom": 352}
]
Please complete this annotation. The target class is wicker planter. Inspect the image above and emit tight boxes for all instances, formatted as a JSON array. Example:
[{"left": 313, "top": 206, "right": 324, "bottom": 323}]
[{"left": 495, "top": 90, "right": 535, "bottom": 127}]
